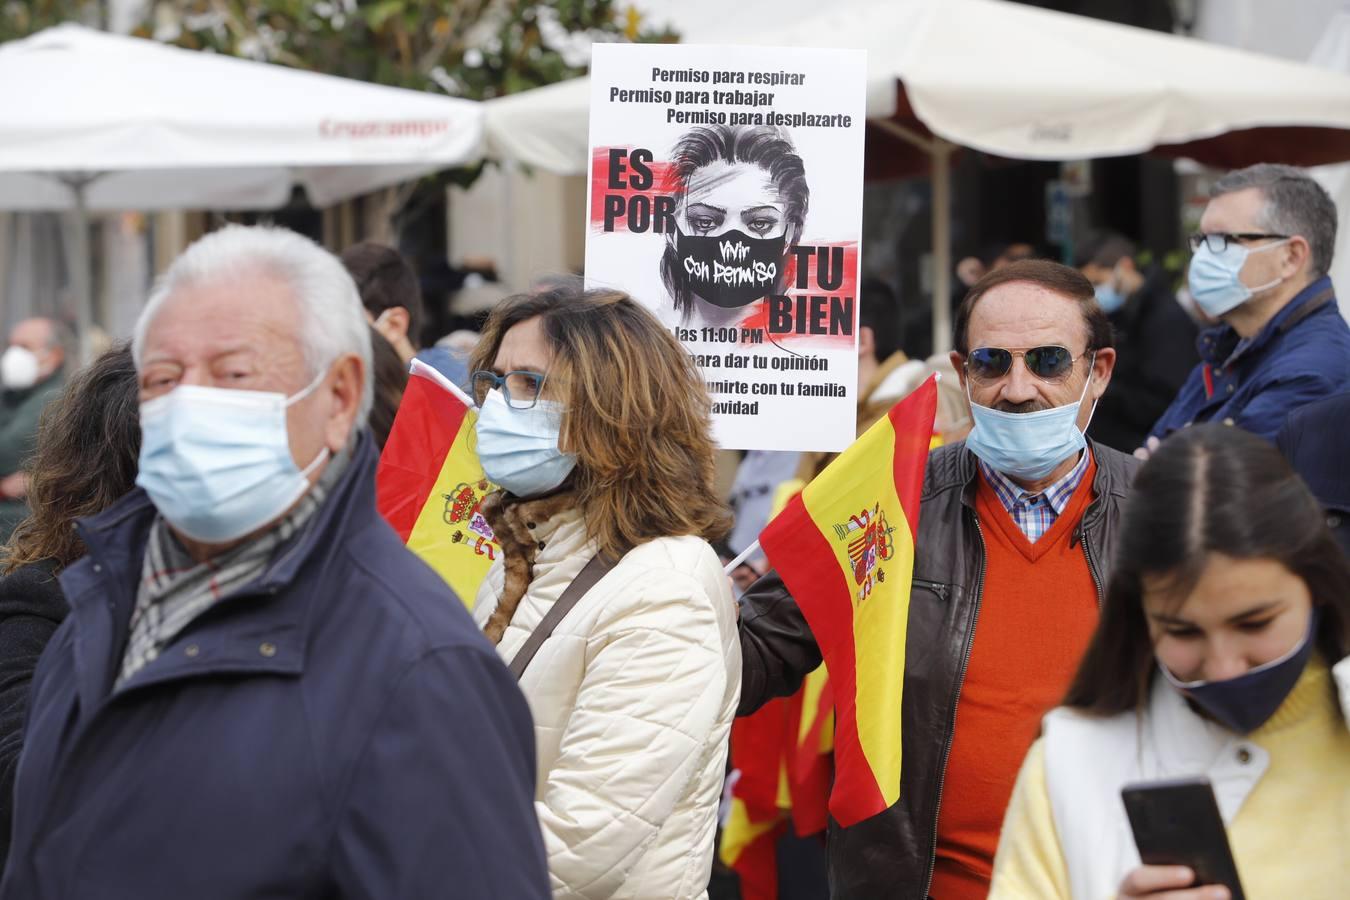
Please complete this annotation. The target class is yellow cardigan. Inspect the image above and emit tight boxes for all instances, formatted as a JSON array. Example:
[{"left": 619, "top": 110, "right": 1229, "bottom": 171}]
[{"left": 990, "top": 658, "right": 1350, "bottom": 899}]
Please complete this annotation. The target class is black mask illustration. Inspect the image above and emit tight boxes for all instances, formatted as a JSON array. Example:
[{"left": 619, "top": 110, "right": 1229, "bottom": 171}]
[{"left": 676, "top": 228, "right": 786, "bottom": 308}]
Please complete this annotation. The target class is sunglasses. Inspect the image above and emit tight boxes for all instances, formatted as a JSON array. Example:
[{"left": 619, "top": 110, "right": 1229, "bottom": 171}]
[{"left": 965, "top": 346, "right": 1089, "bottom": 384}]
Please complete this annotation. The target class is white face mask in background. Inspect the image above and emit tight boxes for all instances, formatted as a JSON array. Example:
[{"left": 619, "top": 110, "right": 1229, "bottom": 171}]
[{"left": 0, "top": 346, "right": 41, "bottom": 391}]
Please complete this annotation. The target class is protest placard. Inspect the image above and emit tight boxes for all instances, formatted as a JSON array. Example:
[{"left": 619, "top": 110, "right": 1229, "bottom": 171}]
[{"left": 584, "top": 43, "right": 867, "bottom": 452}]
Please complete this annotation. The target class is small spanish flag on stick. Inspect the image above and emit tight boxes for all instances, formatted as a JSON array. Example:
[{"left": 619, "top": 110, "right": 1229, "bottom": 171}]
[
  {"left": 376, "top": 359, "right": 500, "bottom": 609},
  {"left": 759, "top": 375, "right": 936, "bottom": 826}
]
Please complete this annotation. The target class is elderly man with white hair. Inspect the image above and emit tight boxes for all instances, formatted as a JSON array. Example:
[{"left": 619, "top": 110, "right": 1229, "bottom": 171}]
[{"left": 0, "top": 226, "right": 549, "bottom": 899}]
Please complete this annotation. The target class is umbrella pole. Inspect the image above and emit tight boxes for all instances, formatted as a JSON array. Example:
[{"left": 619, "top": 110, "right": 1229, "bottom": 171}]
[
  {"left": 931, "top": 140, "right": 954, "bottom": 354},
  {"left": 61, "top": 176, "right": 96, "bottom": 365}
]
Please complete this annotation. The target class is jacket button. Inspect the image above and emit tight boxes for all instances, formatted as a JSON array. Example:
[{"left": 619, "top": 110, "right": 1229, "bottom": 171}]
[
  {"left": 527, "top": 521, "right": 536, "bottom": 529},
  {"left": 184, "top": 644, "right": 200, "bottom": 658},
  {"left": 1329, "top": 514, "right": 1342, "bottom": 529},
  {"left": 1226, "top": 384, "right": 1234, "bottom": 394},
  {"left": 259, "top": 642, "right": 277, "bottom": 658},
  {"left": 1236, "top": 746, "right": 1252, "bottom": 764},
  {"left": 537, "top": 541, "right": 546, "bottom": 551}
]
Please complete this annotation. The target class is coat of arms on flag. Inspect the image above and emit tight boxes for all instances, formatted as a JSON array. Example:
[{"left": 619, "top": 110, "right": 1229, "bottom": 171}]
[{"left": 835, "top": 505, "right": 895, "bottom": 600}]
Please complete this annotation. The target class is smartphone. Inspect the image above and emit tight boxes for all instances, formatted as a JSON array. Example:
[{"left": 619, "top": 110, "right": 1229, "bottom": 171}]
[{"left": 1121, "top": 776, "right": 1246, "bottom": 900}]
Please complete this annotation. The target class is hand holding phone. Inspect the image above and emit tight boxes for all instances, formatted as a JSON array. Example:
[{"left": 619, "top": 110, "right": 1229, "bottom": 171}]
[
  {"left": 1117, "top": 864, "right": 1230, "bottom": 899},
  {"left": 1120, "top": 777, "right": 1245, "bottom": 900}
]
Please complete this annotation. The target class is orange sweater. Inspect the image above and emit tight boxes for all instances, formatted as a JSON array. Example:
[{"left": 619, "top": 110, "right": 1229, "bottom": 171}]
[{"left": 930, "top": 458, "right": 1101, "bottom": 899}]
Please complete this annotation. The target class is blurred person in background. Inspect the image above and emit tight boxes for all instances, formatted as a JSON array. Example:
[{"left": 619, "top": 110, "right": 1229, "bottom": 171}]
[
  {"left": 366, "top": 326, "right": 408, "bottom": 450},
  {"left": 736, "top": 261, "right": 1137, "bottom": 899},
  {"left": 341, "top": 240, "right": 471, "bottom": 389},
  {"left": 0, "top": 318, "right": 73, "bottom": 540},
  {"left": 468, "top": 287, "right": 740, "bottom": 899},
  {"left": 1145, "top": 164, "right": 1350, "bottom": 451},
  {"left": 717, "top": 278, "right": 911, "bottom": 583},
  {"left": 0, "top": 225, "right": 547, "bottom": 900},
  {"left": 1277, "top": 391, "right": 1350, "bottom": 557},
  {"left": 341, "top": 241, "right": 423, "bottom": 366},
  {"left": 792, "top": 278, "right": 913, "bottom": 488},
  {"left": 1077, "top": 231, "right": 1198, "bottom": 453},
  {"left": 0, "top": 344, "right": 139, "bottom": 871},
  {"left": 991, "top": 424, "right": 1350, "bottom": 900}
]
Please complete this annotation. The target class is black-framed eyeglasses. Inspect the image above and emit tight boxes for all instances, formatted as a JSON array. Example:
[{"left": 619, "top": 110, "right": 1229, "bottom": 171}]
[
  {"left": 1188, "top": 232, "right": 1288, "bottom": 253},
  {"left": 470, "top": 370, "right": 550, "bottom": 409},
  {"left": 965, "top": 346, "right": 1089, "bottom": 385}
]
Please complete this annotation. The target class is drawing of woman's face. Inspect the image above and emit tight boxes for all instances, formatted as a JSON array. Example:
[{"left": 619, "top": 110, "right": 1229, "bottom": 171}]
[{"left": 678, "top": 160, "right": 788, "bottom": 240}]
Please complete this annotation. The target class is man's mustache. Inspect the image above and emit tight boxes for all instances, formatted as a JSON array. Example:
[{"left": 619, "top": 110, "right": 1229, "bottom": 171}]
[{"left": 993, "top": 399, "right": 1053, "bottom": 414}]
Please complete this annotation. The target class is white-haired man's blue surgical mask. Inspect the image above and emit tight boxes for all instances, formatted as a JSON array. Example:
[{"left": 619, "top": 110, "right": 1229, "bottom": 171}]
[
  {"left": 963, "top": 359, "right": 1097, "bottom": 482},
  {"left": 135, "top": 370, "right": 329, "bottom": 543}
]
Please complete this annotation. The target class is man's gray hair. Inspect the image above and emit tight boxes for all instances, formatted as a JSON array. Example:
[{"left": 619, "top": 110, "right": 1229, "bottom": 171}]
[
  {"left": 132, "top": 224, "right": 373, "bottom": 422},
  {"left": 1211, "top": 163, "right": 1337, "bottom": 279}
]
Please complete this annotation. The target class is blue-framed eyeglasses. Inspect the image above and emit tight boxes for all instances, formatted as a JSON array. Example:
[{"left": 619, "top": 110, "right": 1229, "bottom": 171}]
[{"left": 470, "top": 370, "right": 551, "bottom": 410}]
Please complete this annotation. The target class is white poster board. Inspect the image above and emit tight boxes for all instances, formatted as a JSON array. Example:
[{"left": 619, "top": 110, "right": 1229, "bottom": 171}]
[{"left": 584, "top": 43, "right": 867, "bottom": 452}]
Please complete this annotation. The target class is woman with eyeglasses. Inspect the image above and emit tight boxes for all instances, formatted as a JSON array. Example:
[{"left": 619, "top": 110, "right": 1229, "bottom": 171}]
[
  {"left": 466, "top": 287, "right": 739, "bottom": 899},
  {"left": 989, "top": 424, "right": 1350, "bottom": 900}
]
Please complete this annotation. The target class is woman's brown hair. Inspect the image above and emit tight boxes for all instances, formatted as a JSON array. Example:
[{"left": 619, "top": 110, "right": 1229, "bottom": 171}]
[
  {"left": 2, "top": 344, "right": 141, "bottom": 574},
  {"left": 1063, "top": 423, "right": 1350, "bottom": 716},
  {"left": 469, "top": 287, "right": 731, "bottom": 558}
]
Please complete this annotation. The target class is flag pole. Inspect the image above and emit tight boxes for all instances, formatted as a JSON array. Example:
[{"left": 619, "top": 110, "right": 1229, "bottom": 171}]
[
  {"left": 409, "top": 358, "right": 475, "bottom": 408},
  {"left": 723, "top": 540, "right": 761, "bottom": 575}
]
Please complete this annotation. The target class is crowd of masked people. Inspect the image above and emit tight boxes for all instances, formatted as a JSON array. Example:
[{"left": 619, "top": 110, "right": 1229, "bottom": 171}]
[{"left": 0, "top": 160, "right": 1342, "bottom": 899}]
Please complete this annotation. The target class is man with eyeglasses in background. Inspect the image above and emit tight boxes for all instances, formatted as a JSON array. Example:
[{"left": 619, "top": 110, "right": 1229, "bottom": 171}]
[
  {"left": 1142, "top": 163, "right": 1350, "bottom": 454},
  {"left": 734, "top": 259, "right": 1140, "bottom": 899}
]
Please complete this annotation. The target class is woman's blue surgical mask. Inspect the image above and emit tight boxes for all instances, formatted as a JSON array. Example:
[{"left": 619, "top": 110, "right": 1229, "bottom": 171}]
[
  {"left": 964, "top": 361, "right": 1096, "bottom": 482},
  {"left": 474, "top": 388, "right": 577, "bottom": 498},
  {"left": 1188, "top": 238, "right": 1289, "bottom": 318},
  {"left": 136, "top": 371, "right": 329, "bottom": 544},
  {"left": 1160, "top": 608, "right": 1320, "bottom": 734}
]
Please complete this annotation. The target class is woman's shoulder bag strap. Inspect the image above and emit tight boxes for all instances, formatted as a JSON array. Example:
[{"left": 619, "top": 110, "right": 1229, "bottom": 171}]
[{"left": 509, "top": 553, "right": 618, "bottom": 680}]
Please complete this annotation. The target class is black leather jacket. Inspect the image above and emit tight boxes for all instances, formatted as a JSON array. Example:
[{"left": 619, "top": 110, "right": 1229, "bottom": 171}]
[{"left": 737, "top": 440, "right": 1140, "bottom": 898}]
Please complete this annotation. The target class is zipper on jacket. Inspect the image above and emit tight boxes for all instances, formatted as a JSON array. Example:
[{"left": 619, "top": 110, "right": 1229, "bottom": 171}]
[
  {"left": 1079, "top": 524, "right": 1105, "bottom": 608},
  {"left": 922, "top": 513, "right": 986, "bottom": 899},
  {"left": 911, "top": 578, "right": 950, "bottom": 601}
]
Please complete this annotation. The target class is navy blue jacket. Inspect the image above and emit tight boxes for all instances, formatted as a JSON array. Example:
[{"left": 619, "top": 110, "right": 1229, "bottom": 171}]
[
  {"left": 1277, "top": 391, "right": 1350, "bottom": 557},
  {"left": 1148, "top": 277, "right": 1350, "bottom": 443},
  {"left": 0, "top": 433, "right": 549, "bottom": 900}
]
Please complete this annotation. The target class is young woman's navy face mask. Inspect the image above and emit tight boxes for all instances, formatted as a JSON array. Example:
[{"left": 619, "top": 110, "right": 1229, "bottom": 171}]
[{"left": 1160, "top": 607, "right": 1321, "bottom": 734}]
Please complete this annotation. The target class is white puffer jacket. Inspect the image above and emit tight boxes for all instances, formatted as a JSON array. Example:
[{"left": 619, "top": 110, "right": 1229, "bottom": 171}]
[{"left": 474, "top": 504, "right": 741, "bottom": 900}]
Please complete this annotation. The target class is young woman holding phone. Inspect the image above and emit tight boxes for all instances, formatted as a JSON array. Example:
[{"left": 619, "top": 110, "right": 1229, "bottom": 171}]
[{"left": 990, "top": 424, "right": 1350, "bottom": 900}]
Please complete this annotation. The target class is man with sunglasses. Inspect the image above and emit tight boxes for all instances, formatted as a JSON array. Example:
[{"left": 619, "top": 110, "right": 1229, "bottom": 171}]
[
  {"left": 735, "top": 259, "right": 1139, "bottom": 899},
  {"left": 1144, "top": 163, "right": 1350, "bottom": 452}
]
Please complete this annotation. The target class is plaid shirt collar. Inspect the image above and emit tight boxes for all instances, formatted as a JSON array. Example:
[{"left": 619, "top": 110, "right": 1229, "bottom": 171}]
[
  {"left": 117, "top": 440, "right": 353, "bottom": 688},
  {"left": 978, "top": 449, "right": 1092, "bottom": 541}
]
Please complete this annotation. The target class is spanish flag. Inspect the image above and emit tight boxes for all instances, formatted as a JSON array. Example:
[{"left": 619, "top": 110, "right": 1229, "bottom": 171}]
[
  {"left": 376, "top": 359, "right": 500, "bottom": 609},
  {"left": 759, "top": 376, "right": 936, "bottom": 826}
]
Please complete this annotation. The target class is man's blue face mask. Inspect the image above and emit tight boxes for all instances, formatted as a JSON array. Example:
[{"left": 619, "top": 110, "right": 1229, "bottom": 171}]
[
  {"left": 1188, "top": 237, "right": 1289, "bottom": 318},
  {"left": 1093, "top": 280, "right": 1127, "bottom": 315},
  {"left": 136, "top": 370, "right": 330, "bottom": 543},
  {"left": 962, "top": 354, "right": 1097, "bottom": 482}
]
